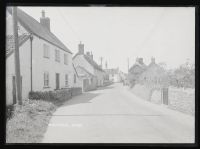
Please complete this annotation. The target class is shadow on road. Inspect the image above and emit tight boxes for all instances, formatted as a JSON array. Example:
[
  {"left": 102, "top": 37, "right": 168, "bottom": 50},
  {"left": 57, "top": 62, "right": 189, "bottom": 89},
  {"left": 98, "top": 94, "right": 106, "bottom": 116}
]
[{"left": 62, "top": 92, "right": 101, "bottom": 107}]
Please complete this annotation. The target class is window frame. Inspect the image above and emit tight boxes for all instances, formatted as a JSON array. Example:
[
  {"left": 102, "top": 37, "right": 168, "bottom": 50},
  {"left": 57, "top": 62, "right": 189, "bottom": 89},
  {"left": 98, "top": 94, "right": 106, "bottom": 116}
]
[
  {"left": 55, "top": 49, "right": 60, "bottom": 62},
  {"left": 65, "top": 74, "right": 68, "bottom": 87},
  {"left": 43, "top": 44, "right": 50, "bottom": 59},
  {"left": 44, "top": 72, "right": 49, "bottom": 87}
]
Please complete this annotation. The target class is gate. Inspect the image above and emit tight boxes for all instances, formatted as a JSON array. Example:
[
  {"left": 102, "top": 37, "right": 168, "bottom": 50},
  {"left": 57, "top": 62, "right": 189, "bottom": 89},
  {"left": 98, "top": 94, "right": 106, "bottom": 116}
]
[{"left": 162, "top": 87, "right": 168, "bottom": 105}]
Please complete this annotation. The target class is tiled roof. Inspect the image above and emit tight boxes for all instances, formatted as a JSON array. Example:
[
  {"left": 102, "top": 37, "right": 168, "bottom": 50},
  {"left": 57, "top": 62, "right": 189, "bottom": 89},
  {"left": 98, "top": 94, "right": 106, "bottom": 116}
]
[
  {"left": 129, "top": 62, "right": 147, "bottom": 72},
  {"left": 6, "top": 33, "right": 31, "bottom": 57},
  {"left": 75, "top": 66, "right": 95, "bottom": 77},
  {"left": 73, "top": 53, "right": 104, "bottom": 72},
  {"left": 83, "top": 55, "right": 104, "bottom": 72},
  {"left": 7, "top": 7, "right": 72, "bottom": 54},
  {"left": 72, "top": 63, "right": 79, "bottom": 77}
]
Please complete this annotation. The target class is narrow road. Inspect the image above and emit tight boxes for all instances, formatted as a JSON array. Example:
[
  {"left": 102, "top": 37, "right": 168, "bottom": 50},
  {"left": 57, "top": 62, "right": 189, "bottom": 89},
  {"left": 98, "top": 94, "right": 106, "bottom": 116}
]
[{"left": 42, "top": 83, "right": 194, "bottom": 143}]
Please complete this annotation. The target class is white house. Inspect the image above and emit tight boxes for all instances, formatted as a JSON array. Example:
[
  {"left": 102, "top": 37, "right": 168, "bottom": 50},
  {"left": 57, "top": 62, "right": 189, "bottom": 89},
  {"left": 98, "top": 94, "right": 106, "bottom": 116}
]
[
  {"left": 73, "top": 42, "right": 105, "bottom": 90},
  {"left": 6, "top": 7, "right": 80, "bottom": 105},
  {"left": 104, "top": 68, "right": 121, "bottom": 83}
]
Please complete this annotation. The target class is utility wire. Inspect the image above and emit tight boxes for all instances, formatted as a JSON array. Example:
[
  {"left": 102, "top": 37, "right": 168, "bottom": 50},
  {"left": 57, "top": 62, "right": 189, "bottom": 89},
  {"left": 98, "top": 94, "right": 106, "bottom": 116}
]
[
  {"left": 136, "top": 8, "right": 167, "bottom": 56},
  {"left": 56, "top": 8, "right": 81, "bottom": 43}
]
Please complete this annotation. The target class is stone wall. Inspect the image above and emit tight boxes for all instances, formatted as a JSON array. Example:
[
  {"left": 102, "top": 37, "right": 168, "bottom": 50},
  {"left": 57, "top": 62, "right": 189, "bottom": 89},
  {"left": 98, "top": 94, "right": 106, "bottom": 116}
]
[
  {"left": 130, "top": 84, "right": 195, "bottom": 116},
  {"left": 168, "top": 87, "right": 195, "bottom": 116}
]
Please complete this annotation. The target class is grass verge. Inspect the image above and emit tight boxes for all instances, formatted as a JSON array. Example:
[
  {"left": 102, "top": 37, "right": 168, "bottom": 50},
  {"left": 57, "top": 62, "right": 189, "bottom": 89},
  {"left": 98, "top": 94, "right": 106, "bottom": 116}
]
[{"left": 6, "top": 98, "right": 65, "bottom": 143}]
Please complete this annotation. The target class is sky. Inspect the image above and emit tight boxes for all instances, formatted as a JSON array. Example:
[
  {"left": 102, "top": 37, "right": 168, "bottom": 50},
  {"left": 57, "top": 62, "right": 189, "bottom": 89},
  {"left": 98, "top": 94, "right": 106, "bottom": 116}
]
[{"left": 18, "top": 7, "right": 195, "bottom": 73}]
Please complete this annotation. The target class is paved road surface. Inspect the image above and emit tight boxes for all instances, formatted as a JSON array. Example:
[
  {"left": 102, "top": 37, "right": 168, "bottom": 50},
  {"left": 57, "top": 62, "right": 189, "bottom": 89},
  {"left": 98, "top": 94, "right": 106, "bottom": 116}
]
[{"left": 42, "top": 83, "right": 194, "bottom": 143}]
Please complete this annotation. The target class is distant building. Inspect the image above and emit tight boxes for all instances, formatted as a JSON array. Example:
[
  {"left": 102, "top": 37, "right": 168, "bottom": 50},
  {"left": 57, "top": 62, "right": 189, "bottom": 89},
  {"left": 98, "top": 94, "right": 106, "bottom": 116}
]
[
  {"left": 75, "top": 66, "right": 97, "bottom": 92},
  {"left": 128, "top": 58, "right": 147, "bottom": 86},
  {"left": 138, "top": 57, "right": 169, "bottom": 88},
  {"left": 73, "top": 42, "right": 105, "bottom": 90},
  {"left": 6, "top": 8, "right": 76, "bottom": 105},
  {"left": 104, "top": 68, "right": 120, "bottom": 83}
]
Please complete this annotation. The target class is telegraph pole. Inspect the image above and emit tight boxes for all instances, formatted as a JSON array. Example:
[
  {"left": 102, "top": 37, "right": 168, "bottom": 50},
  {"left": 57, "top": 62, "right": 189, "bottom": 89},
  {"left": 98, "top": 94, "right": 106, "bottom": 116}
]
[{"left": 13, "top": 7, "right": 22, "bottom": 105}]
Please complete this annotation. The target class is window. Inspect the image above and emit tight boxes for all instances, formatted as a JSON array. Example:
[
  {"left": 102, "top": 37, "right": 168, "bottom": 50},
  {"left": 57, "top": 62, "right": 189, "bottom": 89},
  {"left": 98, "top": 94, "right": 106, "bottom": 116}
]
[
  {"left": 64, "top": 53, "right": 68, "bottom": 65},
  {"left": 43, "top": 44, "right": 50, "bottom": 58},
  {"left": 74, "top": 74, "right": 76, "bottom": 83},
  {"left": 44, "top": 72, "right": 49, "bottom": 87},
  {"left": 65, "top": 74, "right": 68, "bottom": 87},
  {"left": 55, "top": 49, "right": 60, "bottom": 62}
]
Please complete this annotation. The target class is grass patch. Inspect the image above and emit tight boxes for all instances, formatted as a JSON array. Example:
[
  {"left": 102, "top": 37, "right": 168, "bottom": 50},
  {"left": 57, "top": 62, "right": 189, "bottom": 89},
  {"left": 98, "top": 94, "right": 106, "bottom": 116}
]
[{"left": 6, "top": 98, "right": 65, "bottom": 143}]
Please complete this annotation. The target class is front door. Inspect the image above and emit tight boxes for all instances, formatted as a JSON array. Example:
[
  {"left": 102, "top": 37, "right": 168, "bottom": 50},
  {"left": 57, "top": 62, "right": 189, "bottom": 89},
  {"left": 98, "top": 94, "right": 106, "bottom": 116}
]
[
  {"left": 162, "top": 87, "right": 168, "bottom": 105},
  {"left": 56, "top": 73, "right": 60, "bottom": 90}
]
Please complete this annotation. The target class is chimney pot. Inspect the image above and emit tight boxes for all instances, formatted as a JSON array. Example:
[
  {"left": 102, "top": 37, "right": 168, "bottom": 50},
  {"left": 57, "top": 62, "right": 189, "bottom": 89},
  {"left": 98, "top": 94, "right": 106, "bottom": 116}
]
[
  {"left": 86, "top": 51, "right": 90, "bottom": 56},
  {"left": 78, "top": 42, "right": 84, "bottom": 54},
  {"left": 151, "top": 57, "right": 155, "bottom": 64},
  {"left": 40, "top": 10, "right": 50, "bottom": 31},
  {"left": 42, "top": 10, "right": 45, "bottom": 18},
  {"left": 138, "top": 58, "right": 143, "bottom": 64}
]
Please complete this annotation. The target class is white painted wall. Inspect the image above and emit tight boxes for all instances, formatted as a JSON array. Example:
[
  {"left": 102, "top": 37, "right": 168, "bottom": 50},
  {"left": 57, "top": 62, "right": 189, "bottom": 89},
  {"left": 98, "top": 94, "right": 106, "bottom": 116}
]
[
  {"left": 31, "top": 36, "right": 73, "bottom": 91},
  {"left": 6, "top": 11, "right": 74, "bottom": 105},
  {"left": 73, "top": 55, "right": 105, "bottom": 87}
]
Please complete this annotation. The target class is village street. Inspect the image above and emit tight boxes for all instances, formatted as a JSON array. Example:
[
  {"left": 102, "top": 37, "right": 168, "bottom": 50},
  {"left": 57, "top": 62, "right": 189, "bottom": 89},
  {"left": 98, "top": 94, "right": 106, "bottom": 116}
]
[{"left": 42, "top": 83, "right": 194, "bottom": 143}]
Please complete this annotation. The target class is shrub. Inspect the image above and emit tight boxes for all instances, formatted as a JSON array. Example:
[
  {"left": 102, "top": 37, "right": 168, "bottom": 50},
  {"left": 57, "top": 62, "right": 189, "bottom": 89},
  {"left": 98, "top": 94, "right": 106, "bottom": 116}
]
[{"left": 29, "top": 87, "right": 82, "bottom": 102}]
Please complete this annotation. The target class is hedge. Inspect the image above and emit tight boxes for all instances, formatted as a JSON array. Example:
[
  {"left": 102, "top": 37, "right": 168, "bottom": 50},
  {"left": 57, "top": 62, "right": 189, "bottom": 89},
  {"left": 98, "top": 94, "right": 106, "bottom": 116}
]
[{"left": 29, "top": 87, "right": 82, "bottom": 102}]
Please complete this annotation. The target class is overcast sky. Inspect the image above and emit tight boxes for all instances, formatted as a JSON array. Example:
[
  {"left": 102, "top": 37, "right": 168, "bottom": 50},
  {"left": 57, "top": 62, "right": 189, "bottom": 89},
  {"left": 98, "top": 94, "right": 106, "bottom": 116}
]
[{"left": 19, "top": 7, "right": 195, "bottom": 73}]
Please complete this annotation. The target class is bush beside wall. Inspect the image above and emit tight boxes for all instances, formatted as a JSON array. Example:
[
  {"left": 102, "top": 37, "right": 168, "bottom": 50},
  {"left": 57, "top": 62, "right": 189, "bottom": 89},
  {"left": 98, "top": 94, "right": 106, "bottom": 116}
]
[
  {"left": 72, "top": 87, "right": 82, "bottom": 96},
  {"left": 29, "top": 87, "right": 82, "bottom": 102}
]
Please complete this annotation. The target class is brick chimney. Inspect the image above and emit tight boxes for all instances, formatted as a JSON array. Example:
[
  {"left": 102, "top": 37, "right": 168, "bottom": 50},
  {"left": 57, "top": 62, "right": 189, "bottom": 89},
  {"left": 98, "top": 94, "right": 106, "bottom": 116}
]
[
  {"left": 90, "top": 51, "right": 93, "bottom": 60},
  {"left": 40, "top": 10, "right": 50, "bottom": 31},
  {"left": 86, "top": 51, "right": 90, "bottom": 57},
  {"left": 151, "top": 57, "right": 155, "bottom": 64},
  {"left": 138, "top": 58, "right": 143, "bottom": 64},
  {"left": 78, "top": 41, "right": 84, "bottom": 54}
]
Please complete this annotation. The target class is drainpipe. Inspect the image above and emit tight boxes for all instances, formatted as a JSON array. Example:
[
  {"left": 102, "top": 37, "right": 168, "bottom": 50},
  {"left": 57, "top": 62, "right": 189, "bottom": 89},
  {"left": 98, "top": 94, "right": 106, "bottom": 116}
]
[{"left": 30, "top": 34, "right": 33, "bottom": 92}]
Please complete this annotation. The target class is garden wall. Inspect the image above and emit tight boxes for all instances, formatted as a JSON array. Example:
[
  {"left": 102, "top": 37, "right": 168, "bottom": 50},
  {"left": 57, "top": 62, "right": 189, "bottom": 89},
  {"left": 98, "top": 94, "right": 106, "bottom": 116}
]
[
  {"left": 130, "top": 84, "right": 195, "bottom": 115},
  {"left": 168, "top": 87, "right": 195, "bottom": 116}
]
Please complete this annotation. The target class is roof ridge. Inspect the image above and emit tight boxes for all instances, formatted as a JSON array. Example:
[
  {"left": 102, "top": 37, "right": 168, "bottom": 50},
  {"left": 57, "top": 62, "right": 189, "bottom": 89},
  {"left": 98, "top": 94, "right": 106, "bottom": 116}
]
[{"left": 7, "top": 7, "right": 72, "bottom": 54}]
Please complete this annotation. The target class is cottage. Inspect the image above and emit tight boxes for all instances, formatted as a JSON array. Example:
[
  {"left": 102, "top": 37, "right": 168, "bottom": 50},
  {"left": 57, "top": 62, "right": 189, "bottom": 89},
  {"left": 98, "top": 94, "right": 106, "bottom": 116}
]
[
  {"left": 138, "top": 57, "right": 169, "bottom": 88},
  {"left": 6, "top": 8, "right": 77, "bottom": 105},
  {"left": 73, "top": 42, "right": 105, "bottom": 90},
  {"left": 75, "top": 66, "right": 97, "bottom": 91},
  {"left": 128, "top": 58, "right": 147, "bottom": 87}
]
